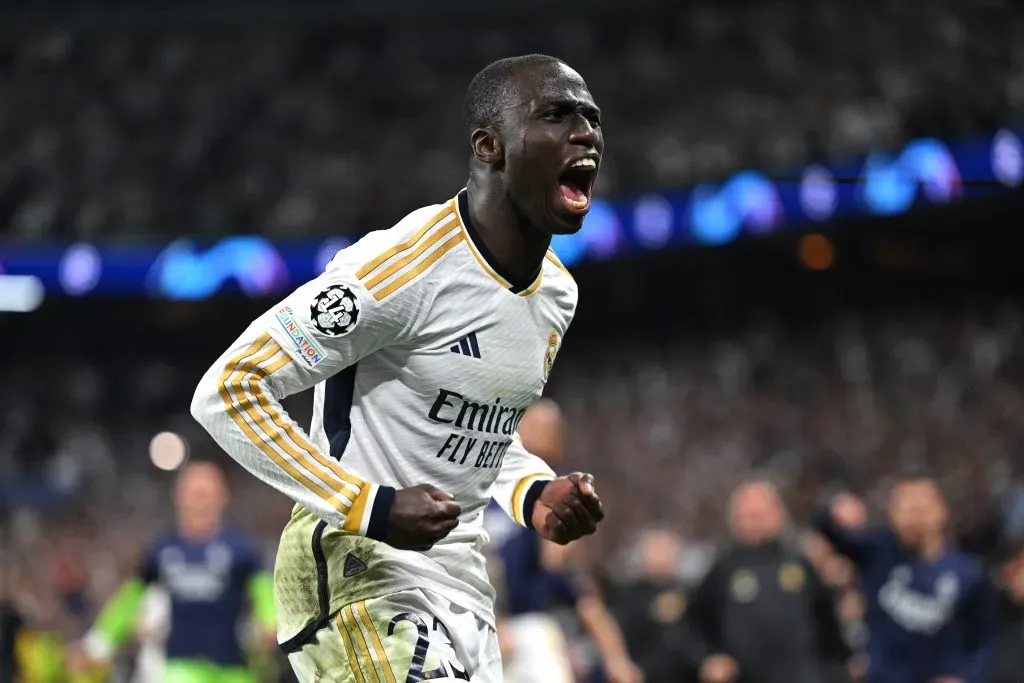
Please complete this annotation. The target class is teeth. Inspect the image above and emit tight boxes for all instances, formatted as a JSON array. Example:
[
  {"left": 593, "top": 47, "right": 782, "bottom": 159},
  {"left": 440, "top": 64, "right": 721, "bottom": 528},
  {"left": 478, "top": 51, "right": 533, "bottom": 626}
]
[{"left": 570, "top": 158, "right": 597, "bottom": 170}]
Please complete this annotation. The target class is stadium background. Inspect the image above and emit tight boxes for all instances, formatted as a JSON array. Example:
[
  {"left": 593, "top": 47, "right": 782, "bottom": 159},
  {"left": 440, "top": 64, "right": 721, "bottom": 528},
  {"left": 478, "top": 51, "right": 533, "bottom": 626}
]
[{"left": 4, "top": 0, "right": 1024, "bottom": 680}]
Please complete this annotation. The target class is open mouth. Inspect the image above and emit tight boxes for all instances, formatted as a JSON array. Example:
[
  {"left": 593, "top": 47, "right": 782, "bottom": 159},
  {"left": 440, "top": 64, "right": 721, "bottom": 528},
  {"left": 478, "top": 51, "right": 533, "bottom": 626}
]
[{"left": 557, "top": 158, "right": 599, "bottom": 215}]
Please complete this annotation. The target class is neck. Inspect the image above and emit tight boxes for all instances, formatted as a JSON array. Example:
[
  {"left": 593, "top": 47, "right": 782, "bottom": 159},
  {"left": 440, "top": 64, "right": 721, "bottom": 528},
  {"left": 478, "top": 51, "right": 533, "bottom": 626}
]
[
  {"left": 917, "top": 534, "right": 945, "bottom": 560},
  {"left": 465, "top": 177, "right": 551, "bottom": 286},
  {"left": 179, "top": 520, "right": 220, "bottom": 543}
]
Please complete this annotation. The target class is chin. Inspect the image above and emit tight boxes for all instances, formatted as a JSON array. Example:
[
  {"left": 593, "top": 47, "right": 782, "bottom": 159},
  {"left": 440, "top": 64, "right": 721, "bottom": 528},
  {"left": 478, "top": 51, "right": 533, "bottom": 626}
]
[{"left": 547, "top": 210, "right": 587, "bottom": 235}]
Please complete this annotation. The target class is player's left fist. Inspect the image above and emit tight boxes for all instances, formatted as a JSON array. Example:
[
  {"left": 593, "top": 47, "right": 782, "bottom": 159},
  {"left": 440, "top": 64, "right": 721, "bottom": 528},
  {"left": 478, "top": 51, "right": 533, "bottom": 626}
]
[{"left": 532, "top": 472, "right": 604, "bottom": 545}]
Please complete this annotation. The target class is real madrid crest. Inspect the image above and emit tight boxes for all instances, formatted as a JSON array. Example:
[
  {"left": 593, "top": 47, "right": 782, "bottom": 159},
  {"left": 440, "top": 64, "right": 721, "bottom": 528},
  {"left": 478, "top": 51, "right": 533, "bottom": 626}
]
[{"left": 543, "top": 330, "right": 560, "bottom": 382}]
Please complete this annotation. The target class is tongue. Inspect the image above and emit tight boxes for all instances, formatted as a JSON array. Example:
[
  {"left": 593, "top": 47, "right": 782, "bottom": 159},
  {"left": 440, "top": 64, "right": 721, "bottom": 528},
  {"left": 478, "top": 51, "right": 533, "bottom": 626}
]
[{"left": 559, "top": 182, "right": 590, "bottom": 212}]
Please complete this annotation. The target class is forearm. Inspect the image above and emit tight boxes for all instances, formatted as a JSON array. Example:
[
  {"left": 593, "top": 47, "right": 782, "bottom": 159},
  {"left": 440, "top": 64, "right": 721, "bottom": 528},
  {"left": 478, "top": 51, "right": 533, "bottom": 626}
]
[
  {"left": 191, "top": 333, "right": 393, "bottom": 537},
  {"left": 81, "top": 579, "right": 146, "bottom": 660},
  {"left": 577, "top": 595, "right": 632, "bottom": 664},
  {"left": 491, "top": 435, "right": 554, "bottom": 527}
]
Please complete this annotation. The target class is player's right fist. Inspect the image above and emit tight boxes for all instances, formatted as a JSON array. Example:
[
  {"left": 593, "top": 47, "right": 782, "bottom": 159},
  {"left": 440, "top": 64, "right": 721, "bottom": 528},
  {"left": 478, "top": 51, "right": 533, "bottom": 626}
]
[
  {"left": 830, "top": 492, "right": 867, "bottom": 529},
  {"left": 386, "top": 484, "right": 461, "bottom": 550}
]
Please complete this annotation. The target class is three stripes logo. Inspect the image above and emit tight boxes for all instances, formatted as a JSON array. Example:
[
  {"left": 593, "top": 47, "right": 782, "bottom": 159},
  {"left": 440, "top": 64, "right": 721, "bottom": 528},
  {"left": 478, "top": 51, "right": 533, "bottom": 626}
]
[{"left": 450, "top": 331, "right": 482, "bottom": 359}]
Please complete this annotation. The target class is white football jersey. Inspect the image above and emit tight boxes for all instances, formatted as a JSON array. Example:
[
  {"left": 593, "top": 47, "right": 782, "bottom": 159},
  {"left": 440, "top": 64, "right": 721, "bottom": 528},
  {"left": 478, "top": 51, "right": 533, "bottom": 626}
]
[{"left": 191, "top": 189, "right": 577, "bottom": 646}]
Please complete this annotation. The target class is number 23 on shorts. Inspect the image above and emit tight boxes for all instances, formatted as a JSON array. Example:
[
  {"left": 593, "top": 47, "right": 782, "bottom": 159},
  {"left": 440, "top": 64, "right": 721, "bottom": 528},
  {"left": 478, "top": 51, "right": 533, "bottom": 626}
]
[{"left": 336, "top": 602, "right": 469, "bottom": 683}]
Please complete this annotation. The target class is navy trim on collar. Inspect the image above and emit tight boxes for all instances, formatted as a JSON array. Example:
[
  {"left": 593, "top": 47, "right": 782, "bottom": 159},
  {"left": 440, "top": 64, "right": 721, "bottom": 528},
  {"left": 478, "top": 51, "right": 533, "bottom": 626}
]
[{"left": 458, "top": 189, "right": 539, "bottom": 294}]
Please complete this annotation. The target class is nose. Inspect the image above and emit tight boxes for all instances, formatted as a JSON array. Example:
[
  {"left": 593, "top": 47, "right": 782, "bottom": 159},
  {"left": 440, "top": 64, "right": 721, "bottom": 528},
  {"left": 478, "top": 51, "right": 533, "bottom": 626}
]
[{"left": 568, "top": 115, "right": 600, "bottom": 148}]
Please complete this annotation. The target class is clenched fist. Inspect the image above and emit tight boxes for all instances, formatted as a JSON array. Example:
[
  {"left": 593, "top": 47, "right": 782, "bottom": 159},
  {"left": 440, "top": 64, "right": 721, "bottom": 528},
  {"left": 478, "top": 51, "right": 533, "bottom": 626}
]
[
  {"left": 531, "top": 473, "right": 605, "bottom": 545},
  {"left": 386, "top": 484, "right": 461, "bottom": 550},
  {"left": 830, "top": 492, "right": 867, "bottom": 530}
]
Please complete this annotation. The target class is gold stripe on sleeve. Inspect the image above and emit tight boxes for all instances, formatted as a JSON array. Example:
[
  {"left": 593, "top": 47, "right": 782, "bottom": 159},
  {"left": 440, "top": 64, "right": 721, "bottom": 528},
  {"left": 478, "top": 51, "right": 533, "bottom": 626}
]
[
  {"left": 355, "top": 203, "right": 455, "bottom": 280},
  {"left": 372, "top": 233, "right": 465, "bottom": 301},
  {"left": 219, "top": 336, "right": 352, "bottom": 518}
]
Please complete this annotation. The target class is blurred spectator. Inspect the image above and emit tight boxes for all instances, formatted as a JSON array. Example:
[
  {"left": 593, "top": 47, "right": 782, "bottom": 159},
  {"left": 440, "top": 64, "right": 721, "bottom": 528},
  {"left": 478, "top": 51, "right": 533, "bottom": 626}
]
[
  {"left": 816, "top": 481, "right": 997, "bottom": 683},
  {"left": 983, "top": 548, "right": 1024, "bottom": 683},
  {"left": 681, "top": 479, "right": 851, "bottom": 683},
  {"left": 488, "top": 400, "right": 643, "bottom": 683},
  {"left": 986, "top": 548, "right": 1024, "bottom": 683},
  {"left": 609, "top": 527, "right": 692, "bottom": 683}
]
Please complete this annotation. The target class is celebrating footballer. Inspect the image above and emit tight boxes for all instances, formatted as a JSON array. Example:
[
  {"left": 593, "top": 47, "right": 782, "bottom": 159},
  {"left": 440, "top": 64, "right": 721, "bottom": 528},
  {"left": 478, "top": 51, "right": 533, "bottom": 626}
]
[{"left": 191, "top": 54, "right": 607, "bottom": 682}]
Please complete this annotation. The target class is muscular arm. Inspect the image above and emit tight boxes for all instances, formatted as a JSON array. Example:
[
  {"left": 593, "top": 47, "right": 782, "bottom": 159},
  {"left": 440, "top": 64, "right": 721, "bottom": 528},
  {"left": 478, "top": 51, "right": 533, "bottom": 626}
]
[
  {"left": 490, "top": 435, "right": 555, "bottom": 529},
  {"left": 190, "top": 272, "right": 403, "bottom": 537},
  {"left": 191, "top": 242, "right": 463, "bottom": 550}
]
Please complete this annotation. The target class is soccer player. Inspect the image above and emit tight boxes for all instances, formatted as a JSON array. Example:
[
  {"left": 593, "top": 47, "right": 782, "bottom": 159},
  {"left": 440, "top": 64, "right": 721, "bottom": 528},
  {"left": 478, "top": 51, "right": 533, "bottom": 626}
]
[
  {"left": 69, "top": 461, "right": 276, "bottom": 683},
  {"left": 816, "top": 476, "right": 996, "bottom": 683},
  {"left": 485, "top": 399, "right": 642, "bottom": 683},
  {"left": 190, "top": 53, "right": 607, "bottom": 682}
]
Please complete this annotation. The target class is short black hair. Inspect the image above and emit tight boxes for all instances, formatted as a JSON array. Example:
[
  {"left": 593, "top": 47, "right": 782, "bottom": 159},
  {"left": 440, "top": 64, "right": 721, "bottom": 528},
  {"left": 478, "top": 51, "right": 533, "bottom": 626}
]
[{"left": 462, "top": 54, "right": 565, "bottom": 133}]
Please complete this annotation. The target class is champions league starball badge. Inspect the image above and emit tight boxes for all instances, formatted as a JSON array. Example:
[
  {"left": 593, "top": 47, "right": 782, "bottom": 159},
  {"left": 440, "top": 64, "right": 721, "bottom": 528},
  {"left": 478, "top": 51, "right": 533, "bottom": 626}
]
[{"left": 311, "top": 284, "right": 361, "bottom": 336}]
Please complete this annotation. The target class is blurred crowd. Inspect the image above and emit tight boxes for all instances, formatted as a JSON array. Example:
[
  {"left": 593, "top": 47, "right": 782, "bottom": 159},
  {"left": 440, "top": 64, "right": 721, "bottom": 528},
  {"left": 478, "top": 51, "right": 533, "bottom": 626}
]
[
  {"left": 3, "top": 0, "right": 1024, "bottom": 240},
  {"left": 5, "top": 301, "right": 1024, "bottom": 680}
]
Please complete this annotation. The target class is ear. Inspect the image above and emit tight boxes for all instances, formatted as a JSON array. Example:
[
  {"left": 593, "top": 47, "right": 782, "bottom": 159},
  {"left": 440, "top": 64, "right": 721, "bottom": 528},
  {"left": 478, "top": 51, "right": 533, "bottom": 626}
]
[{"left": 471, "top": 127, "right": 503, "bottom": 165}]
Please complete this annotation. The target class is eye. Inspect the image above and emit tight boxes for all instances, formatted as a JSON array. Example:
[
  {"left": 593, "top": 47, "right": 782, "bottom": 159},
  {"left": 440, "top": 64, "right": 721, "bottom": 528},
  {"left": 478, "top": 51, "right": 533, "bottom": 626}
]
[{"left": 542, "top": 110, "right": 567, "bottom": 122}]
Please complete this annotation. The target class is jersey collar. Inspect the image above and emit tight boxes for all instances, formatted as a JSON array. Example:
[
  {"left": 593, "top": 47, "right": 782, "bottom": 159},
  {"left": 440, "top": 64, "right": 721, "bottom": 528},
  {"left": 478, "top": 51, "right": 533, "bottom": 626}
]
[{"left": 456, "top": 189, "right": 542, "bottom": 295}]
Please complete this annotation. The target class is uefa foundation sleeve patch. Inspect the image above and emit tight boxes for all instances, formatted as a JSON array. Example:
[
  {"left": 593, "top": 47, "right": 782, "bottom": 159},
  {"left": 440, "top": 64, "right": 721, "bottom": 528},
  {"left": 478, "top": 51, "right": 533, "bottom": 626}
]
[{"left": 274, "top": 306, "right": 328, "bottom": 368}]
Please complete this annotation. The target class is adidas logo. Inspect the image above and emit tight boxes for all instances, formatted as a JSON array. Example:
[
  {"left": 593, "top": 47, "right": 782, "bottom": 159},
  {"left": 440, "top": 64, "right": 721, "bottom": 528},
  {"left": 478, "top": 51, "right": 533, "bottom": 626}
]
[
  {"left": 343, "top": 553, "right": 367, "bottom": 578},
  {"left": 449, "top": 331, "right": 481, "bottom": 359}
]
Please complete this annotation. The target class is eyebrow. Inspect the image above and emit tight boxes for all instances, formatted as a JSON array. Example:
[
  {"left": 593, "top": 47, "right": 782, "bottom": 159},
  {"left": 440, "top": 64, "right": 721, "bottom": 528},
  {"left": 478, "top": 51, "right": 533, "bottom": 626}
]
[
  {"left": 495, "top": 95, "right": 601, "bottom": 120},
  {"left": 534, "top": 98, "right": 601, "bottom": 115}
]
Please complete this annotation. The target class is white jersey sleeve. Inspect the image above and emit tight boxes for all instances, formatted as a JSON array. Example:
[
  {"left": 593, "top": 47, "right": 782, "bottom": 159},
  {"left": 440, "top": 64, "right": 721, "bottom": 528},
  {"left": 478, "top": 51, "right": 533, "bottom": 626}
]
[
  {"left": 190, "top": 239, "right": 421, "bottom": 538},
  {"left": 490, "top": 435, "right": 556, "bottom": 528}
]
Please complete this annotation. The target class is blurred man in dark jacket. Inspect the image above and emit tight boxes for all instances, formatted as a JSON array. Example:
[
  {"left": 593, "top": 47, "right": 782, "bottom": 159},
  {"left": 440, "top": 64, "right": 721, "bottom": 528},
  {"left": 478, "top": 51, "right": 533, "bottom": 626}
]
[
  {"left": 985, "top": 548, "right": 1024, "bottom": 683},
  {"left": 683, "top": 479, "right": 852, "bottom": 683},
  {"left": 610, "top": 527, "right": 694, "bottom": 683}
]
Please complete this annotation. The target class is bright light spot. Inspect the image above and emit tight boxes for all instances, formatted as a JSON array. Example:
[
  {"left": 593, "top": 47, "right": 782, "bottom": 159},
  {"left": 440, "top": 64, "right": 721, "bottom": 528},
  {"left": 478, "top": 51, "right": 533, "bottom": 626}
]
[
  {"left": 580, "top": 200, "right": 621, "bottom": 259},
  {"left": 315, "top": 238, "right": 352, "bottom": 273},
  {"left": 150, "top": 432, "right": 189, "bottom": 471},
  {"left": 798, "top": 233, "right": 835, "bottom": 271},
  {"left": 634, "top": 195, "right": 674, "bottom": 248},
  {"left": 800, "top": 165, "right": 838, "bottom": 221},
  {"left": 59, "top": 243, "right": 102, "bottom": 295},
  {"left": 993, "top": 130, "right": 1023, "bottom": 187},
  {"left": 0, "top": 275, "right": 45, "bottom": 312}
]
